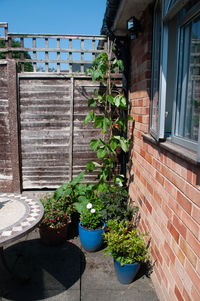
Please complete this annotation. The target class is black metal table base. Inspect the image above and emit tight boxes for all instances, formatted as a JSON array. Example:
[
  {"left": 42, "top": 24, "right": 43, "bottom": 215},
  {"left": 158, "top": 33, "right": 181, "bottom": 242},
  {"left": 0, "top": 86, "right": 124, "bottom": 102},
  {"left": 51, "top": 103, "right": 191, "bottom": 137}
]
[{"left": 0, "top": 246, "right": 30, "bottom": 283}]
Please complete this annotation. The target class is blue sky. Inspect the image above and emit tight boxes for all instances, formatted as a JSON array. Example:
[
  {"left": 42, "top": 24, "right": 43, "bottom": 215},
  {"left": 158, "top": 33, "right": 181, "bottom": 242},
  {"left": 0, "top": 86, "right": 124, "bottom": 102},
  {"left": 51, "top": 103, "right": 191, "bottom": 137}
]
[{"left": 0, "top": 0, "right": 107, "bottom": 35}]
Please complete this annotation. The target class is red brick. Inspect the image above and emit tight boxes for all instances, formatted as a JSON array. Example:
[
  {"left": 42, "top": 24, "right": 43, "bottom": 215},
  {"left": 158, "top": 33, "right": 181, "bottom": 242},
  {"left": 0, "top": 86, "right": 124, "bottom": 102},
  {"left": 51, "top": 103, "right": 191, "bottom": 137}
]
[
  {"left": 191, "top": 286, "right": 200, "bottom": 301},
  {"left": 177, "top": 191, "right": 192, "bottom": 214},
  {"left": 197, "top": 260, "right": 200, "bottom": 275},
  {"left": 153, "top": 265, "right": 162, "bottom": 284},
  {"left": 186, "top": 230, "right": 200, "bottom": 258},
  {"left": 185, "top": 260, "right": 200, "bottom": 294},
  {"left": 154, "top": 244, "right": 163, "bottom": 265},
  {"left": 167, "top": 195, "right": 182, "bottom": 218},
  {"left": 164, "top": 179, "right": 177, "bottom": 199},
  {"left": 144, "top": 152, "right": 152, "bottom": 164},
  {"left": 135, "top": 168, "right": 141, "bottom": 179},
  {"left": 164, "top": 241, "right": 175, "bottom": 264},
  {"left": 161, "top": 163, "right": 171, "bottom": 179},
  {"left": 145, "top": 198, "right": 152, "bottom": 213},
  {"left": 171, "top": 238, "right": 186, "bottom": 265},
  {"left": 182, "top": 210, "right": 199, "bottom": 239},
  {"left": 183, "top": 288, "right": 191, "bottom": 301},
  {"left": 147, "top": 182, "right": 153, "bottom": 195},
  {"left": 173, "top": 215, "right": 187, "bottom": 240},
  {"left": 160, "top": 244, "right": 170, "bottom": 266},
  {"left": 187, "top": 168, "right": 193, "bottom": 183},
  {"left": 152, "top": 158, "right": 161, "bottom": 171},
  {"left": 159, "top": 265, "right": 168, "bottom": 288},
  {"left": 154, "top": 190, "right": 162, "bottom": 206},
  {"left": 191, "top": 204, "right": 200, "bottom": 224},
  {"left": 177, "top": 248, "right": 186, "bottom": 266},
  {"left": 171, "top": 173, "right": 186, "bottom": 194},
  {"left": 162, "top": 202, "right": 173, "bottom": 220},
  {"left": 175, "top": 286, "right": 184, "bottom": 301},
  {"left": 167, "top": 221, "right": 179, "bottom": 243},
  {"left": 156, "top": 171, "right": 164, "bottom": 185},
  {"left": 185, "top": 183, "right": 200, "bottom": 207},
  {"left": 180, "top": 237, "right": 197, "bottom": 268},
  {"left": 170, "top": 261, "right": 184, "bottom": 292},
  {"left": 140, "top": 174, "right": 147, "bottom": 186}
]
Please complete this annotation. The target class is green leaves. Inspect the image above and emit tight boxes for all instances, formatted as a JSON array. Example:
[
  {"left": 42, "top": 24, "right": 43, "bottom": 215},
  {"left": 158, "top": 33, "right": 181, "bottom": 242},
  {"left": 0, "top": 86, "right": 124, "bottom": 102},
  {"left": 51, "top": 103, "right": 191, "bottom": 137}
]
[
  {"left": 94, "top": 115, "right": 103, "bottom": 128},
  {"left": 83, "top": 50, "right": 133, "bottom": 187},
  {"left": 70, "top": 171, "right": 85, "bottom": 186},
  {"left": 97, "top": 148, "right": 106, "bottom": 158},
  {"left": 112, "top": 58, "right": 124, "bottom": 72},
  {"left": 109, "top": 137, "right": 118, "bottom": 151},
  {"left": 86, "top": 52, "right": 108, "bottom": 83},
  {"left": 83, "top": 110, "right": 94, "bottom": 125},
  {"left": 90, "top": 139, "right": 99, "bottom": 151},
  {"left": 88, "top": 98, "right": 97, "bottom": 107},
  {"left": 103, "top": 220, "right": 149, "bottom": 265},
  {"left": 114, "top": 174, "right": 124, "bottom": 187},
  {"left": 113, "top": 136, "right": 130, "bottom": 153},
  {"left": 113, "top": 94, "right": 127, "bottom": 109},
  {"left": 86, "top": 161, "right": 101, "bottom": 172}
]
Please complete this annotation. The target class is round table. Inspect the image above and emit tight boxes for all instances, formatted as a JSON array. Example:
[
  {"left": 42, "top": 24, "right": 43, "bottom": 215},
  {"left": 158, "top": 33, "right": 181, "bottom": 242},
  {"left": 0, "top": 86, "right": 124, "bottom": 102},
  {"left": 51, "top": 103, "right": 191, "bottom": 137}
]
[
  {"left": 0, "top": 193, "right": 44, "bottom": 247},
  {"left": 0, "top": 193, "right": 44, "bottom": 277}
]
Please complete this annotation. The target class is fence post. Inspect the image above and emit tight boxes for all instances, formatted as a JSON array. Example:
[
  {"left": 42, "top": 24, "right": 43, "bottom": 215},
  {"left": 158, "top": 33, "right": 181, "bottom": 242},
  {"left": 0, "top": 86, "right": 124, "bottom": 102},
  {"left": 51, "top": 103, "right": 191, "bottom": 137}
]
[
  {"left": 7, "top": 60, "right": 21, "bottom": 192},
  {"left": 69, "top": 77, "right": 74, "bottom": 181}
]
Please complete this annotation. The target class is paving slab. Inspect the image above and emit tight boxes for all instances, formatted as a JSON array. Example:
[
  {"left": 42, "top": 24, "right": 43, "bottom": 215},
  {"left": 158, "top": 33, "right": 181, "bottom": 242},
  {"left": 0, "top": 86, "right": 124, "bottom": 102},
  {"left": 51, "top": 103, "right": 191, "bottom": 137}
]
[
  {"left": 80, "top": 247, "right": 159, "bottom": 301},
  {"left": 0, "top": 191, "right": 159, "bottom": 301},
  {"left": 0, "top": 230, "right": 82, "bottom": 301}
]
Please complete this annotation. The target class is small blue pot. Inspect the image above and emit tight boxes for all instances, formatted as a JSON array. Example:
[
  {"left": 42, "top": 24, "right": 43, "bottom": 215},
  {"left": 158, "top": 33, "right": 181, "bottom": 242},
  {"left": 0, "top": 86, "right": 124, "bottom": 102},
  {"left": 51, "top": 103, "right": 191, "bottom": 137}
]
[
  {"left": 78, "top": 221, "right": 106, "bottom": 252},
  {"left": 114, "top": 258, "right": 140, "bottom": 284}
]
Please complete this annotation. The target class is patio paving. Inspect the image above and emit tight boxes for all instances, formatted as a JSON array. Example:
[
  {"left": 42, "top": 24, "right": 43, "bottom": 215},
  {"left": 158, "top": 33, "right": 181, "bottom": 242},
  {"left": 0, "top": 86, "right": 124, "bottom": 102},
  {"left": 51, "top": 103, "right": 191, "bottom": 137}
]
[{"left": 0, "top": 192, "right": 159, "bottom": 301}]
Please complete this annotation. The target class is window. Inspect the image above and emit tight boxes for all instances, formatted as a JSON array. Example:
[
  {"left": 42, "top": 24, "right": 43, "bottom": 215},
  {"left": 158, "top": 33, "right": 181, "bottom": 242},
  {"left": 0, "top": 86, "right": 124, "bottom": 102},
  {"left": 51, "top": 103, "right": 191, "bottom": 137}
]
[
  {"left": 151, "top": 0, "right": 162, "bottom": 138},
  {"left": 150, "top": 0, "right": 200, "bottom": 161},
  {"left": 175, "top": 13, "right": 200, "bottom": 143}
]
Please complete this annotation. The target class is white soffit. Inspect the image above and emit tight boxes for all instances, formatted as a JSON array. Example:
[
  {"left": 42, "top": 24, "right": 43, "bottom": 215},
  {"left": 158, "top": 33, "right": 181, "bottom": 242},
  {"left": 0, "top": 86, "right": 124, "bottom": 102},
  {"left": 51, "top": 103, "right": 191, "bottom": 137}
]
[{"left": 112, "top": 0, "right": 153, "bottom": 36}]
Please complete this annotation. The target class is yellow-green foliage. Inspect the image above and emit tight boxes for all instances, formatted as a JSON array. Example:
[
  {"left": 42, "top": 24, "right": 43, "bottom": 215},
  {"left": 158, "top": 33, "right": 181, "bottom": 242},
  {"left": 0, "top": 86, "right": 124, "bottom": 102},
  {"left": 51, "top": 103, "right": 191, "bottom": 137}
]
[{"left": 104, "top": 220, "right": 149, "bottom": 266}]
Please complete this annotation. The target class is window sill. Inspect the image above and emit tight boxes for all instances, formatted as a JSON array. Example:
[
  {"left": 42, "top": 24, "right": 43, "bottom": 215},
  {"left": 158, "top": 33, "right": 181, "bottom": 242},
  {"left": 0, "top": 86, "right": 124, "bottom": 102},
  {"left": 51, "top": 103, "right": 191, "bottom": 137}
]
[{"left": 142, "top": 133, "right": 199, "bottom": 166}]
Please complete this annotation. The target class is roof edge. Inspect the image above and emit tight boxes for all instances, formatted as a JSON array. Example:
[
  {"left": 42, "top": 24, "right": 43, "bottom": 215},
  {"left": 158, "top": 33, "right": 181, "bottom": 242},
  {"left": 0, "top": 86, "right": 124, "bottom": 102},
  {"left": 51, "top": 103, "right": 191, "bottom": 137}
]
[{"left": 100, "top": 0, "right": 121, "bottom": 35}]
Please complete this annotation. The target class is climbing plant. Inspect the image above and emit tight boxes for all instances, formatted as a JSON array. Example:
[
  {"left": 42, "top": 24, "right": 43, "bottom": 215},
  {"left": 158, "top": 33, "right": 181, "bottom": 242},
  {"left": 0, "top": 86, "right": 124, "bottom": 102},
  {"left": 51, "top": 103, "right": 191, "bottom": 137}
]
[{"left": 84, "top": 42, "right": 133, "bottom": 192}]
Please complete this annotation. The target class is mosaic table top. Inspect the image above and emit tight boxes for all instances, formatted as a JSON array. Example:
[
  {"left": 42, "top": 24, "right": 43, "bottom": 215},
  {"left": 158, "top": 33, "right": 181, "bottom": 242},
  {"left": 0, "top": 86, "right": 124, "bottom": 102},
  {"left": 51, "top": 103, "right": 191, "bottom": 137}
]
[{"left": 0, "top": 193, "right": 44, "bottom": 247}]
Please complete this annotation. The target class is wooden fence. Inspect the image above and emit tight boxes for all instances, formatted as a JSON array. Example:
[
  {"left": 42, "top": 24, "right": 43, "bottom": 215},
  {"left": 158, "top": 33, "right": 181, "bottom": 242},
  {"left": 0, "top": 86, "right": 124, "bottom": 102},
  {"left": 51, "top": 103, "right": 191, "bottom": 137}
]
[{"left": 0, "top": 23, "right": 122, "bottom": 192}]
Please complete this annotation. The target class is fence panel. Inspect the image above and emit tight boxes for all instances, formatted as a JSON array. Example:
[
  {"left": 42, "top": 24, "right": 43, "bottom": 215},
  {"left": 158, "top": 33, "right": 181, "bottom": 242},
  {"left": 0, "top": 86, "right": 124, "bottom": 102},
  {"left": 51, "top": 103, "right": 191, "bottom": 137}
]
[
  {"left": 19, "top": 74, "right": 122, "bottom": 189},
  {"left": 19, "top": 76, "right": 72, "bottom": 189},
  {"left": 0, "top": 25, "right": 122, "bottom": 191}
]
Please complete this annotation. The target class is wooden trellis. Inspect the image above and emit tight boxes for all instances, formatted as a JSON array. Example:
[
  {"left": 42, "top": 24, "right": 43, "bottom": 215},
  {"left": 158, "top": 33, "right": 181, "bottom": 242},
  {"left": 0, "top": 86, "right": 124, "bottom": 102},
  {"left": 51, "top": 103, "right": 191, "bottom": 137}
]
[{"left": 0, "top": 22, "right": 108, "bottom": 73}]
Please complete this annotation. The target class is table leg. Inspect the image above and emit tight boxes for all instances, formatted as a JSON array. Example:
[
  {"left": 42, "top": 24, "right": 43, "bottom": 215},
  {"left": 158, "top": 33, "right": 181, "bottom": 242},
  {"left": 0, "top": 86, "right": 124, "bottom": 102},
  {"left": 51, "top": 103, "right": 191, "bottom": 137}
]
[
  {"left": 0, "top": 246, "right": 13, "bottom": 275},
  {"left": 0, "top": 246, "right": 29, "bottom": 283}
]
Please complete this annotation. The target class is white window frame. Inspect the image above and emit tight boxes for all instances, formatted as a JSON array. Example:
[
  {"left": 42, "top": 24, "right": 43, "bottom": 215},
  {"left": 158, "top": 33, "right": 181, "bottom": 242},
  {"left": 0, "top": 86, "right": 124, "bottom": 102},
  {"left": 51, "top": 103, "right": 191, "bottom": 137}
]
[
  {"left": 150, "top": 0, "right": 168, "bottom": 141},
  {"left": 150, "top": 0, "right": 200, "bottom": 162}
]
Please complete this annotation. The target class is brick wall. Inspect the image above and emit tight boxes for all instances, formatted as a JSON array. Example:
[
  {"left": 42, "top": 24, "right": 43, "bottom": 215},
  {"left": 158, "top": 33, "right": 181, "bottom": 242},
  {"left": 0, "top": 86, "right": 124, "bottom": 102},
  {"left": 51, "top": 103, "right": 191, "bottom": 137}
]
[{"left": 128, "top": 5, "right": 200, "bottom": 301}]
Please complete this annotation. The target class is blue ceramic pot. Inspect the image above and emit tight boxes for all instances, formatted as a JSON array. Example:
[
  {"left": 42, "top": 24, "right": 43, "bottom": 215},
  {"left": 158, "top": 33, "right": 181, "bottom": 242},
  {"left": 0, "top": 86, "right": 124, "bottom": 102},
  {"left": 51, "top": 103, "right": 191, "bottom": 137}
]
[
  {"left": 78, "top": 221, "right": 106, "bottom": 252},
  {"left": 114, "top": 258, "right": 140, "bottom": 284}
]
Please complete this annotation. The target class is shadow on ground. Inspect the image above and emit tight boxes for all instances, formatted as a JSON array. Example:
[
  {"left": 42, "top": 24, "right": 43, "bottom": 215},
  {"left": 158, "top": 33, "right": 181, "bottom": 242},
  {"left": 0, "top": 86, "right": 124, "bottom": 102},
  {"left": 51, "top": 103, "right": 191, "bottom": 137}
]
[{"left": 0, "top": 239, "right": 85, "bottom": 301}]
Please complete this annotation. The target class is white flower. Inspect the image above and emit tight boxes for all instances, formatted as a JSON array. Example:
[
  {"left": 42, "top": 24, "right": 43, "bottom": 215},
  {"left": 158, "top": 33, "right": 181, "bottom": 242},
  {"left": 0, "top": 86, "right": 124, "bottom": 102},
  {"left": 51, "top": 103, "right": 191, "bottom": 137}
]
[
  {"left": 91, "top": 208, "right": 96, "bottom": 214},
  {"left": 86, "top": 203, "right": 92, "bottom": 209}
]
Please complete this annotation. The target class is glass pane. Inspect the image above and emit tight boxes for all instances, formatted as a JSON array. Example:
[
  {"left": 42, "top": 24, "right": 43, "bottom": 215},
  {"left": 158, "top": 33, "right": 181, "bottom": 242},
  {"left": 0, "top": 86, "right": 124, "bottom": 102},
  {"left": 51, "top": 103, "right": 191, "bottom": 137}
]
[
  {"left": 176, "top": 14, "right": 200, "bottom": 141},
  {"left": 169, "top": 0, "right": 178, "bottom": 10},
  {"left": 151, "top": 2, "right": 161, "bottom": 134}
]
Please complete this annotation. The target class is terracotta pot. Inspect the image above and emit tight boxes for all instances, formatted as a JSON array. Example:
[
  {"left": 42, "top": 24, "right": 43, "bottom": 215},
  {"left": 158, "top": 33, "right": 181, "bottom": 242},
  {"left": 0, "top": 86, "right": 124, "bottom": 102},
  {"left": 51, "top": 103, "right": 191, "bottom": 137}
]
[{"left": 39, "top": 223, "right": 70, "bottom": 245}]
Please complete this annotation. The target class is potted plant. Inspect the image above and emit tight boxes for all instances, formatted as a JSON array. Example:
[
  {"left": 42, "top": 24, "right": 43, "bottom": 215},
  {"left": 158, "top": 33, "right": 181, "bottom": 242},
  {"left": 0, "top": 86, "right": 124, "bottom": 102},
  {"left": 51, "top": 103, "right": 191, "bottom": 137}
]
[
  {"left": 103, "top": 219, "right": 149, "bottom": 284},
  {"left": 99, "top": 185, "right": 138, "bottom": 222},
  {"left": 74, "top": 190, "right": 105, "bottom": 252},
  {"left": 39, "top": 194, "right": 73, "bottom": 245}
]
